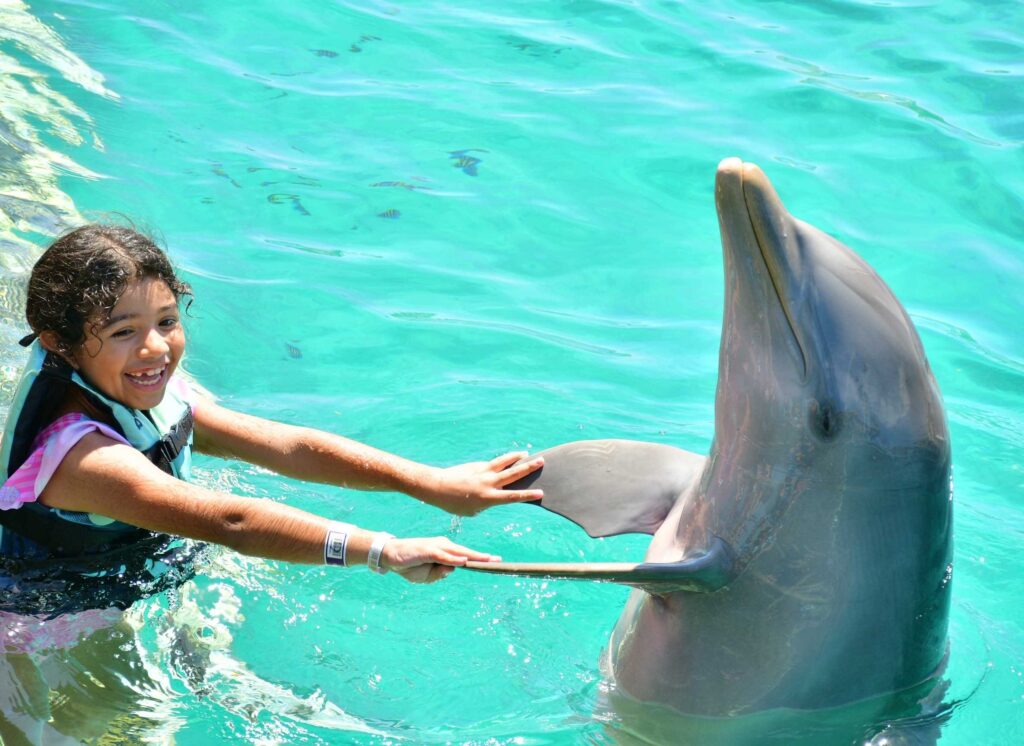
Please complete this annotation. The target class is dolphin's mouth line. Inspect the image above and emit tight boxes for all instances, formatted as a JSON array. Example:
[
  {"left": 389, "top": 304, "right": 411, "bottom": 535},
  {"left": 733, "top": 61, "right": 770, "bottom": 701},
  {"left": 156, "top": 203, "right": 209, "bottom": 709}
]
[{"left": 741, "top": 172, "right": 809, "bottom": 382}]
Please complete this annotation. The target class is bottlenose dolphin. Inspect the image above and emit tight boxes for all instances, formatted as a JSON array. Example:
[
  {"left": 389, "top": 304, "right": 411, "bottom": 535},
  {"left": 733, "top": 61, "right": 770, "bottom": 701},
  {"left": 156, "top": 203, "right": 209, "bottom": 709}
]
[{"left": 470, "top": 158, "right": 953, "bottom": 734}]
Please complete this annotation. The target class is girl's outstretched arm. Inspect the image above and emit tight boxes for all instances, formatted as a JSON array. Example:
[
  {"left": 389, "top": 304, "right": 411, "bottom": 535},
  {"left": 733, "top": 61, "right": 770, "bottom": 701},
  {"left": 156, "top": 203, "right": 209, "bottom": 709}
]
[
  {"left": 38, "top": 431, "right": 494, "bottom": 583},
  {"left": 192, "top": 399, "right": 543, "bottom": 516}
]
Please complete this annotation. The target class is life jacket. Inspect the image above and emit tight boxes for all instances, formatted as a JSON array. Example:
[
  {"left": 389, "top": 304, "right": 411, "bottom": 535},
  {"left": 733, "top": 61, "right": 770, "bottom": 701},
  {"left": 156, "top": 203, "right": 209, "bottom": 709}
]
[{"left": 0, "top": 340, "right": 194, "bottom": 559}]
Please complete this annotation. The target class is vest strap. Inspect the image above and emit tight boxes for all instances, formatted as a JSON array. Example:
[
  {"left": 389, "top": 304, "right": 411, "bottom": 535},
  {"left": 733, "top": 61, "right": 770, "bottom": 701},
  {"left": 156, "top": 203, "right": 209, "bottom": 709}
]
[{"left": 143, "top": 407, "right": 194, "bottom": 474}]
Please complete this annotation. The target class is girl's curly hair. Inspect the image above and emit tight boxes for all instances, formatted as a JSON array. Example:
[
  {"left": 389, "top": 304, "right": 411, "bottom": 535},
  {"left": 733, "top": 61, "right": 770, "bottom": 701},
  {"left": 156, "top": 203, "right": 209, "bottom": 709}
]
[{"left": 26, "top": 225, "right": 192, "bottom": 354}]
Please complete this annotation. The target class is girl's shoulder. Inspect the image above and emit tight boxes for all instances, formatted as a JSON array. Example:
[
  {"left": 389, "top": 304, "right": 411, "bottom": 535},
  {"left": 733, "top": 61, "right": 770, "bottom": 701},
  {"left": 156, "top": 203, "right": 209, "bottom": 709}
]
[
  {"left": 30, "top": 412, "right": 129, "bottom": 451},
  {"left": 1, "top": 413, "right": 131, "bottom": 511},
  {"left": 32, "top": 412, "right": 91, "bottom": 449}
]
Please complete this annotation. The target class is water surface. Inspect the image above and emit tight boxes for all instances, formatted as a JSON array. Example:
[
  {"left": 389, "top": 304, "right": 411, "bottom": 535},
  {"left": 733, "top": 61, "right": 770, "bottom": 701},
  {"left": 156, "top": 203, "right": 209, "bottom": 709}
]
[{"left": 1, "top": 0, "right": 1022, "bottom": 743}]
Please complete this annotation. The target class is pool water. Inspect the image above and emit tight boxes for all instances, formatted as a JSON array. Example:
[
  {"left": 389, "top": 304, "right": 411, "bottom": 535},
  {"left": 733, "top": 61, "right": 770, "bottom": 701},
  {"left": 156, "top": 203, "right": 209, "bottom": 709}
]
[{"left": 1, "top": 0, "right": 1022, "bottom": 743}]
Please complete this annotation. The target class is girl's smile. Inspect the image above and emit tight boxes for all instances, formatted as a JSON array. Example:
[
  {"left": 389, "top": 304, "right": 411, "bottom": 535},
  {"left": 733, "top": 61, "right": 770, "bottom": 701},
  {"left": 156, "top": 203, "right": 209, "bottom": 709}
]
[{"left": 69, "top": 277, "right": 185, "bottom": 411}]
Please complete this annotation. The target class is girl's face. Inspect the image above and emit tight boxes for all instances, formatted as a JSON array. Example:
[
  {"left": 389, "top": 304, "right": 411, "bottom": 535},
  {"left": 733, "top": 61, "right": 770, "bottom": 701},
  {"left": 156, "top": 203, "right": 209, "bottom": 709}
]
[{"left": 71, "top": 277, "right": 185, "bottom": 411}]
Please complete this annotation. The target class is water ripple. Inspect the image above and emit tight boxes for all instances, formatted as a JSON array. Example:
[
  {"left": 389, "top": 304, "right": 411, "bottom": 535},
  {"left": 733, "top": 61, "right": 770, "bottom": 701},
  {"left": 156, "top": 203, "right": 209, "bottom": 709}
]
[{"left": 0, "top": 1, "right": 113, "bottom": 262}]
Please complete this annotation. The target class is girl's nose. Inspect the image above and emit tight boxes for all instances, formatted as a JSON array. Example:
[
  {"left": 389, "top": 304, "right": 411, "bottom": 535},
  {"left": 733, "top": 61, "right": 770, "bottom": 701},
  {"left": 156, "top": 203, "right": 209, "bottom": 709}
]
[{"left": 139, "top": 327, "right": 170, "bottom": 357}]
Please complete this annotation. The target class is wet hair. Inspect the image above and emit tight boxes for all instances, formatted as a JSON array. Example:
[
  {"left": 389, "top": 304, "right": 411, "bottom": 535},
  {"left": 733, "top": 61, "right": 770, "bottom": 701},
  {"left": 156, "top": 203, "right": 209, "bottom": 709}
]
[{"left": 25, "top": 225, "right": 192, "bottom": 354}]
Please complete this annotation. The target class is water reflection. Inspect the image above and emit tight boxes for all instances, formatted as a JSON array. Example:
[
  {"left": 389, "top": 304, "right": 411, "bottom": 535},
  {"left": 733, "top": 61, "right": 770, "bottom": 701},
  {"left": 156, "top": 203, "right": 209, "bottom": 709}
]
[
  {"left": 0, "top": 1, "right": 112, "bottom": 261},
  {"left": 1, "top": 572, "right": 386, "bottom": 742}
]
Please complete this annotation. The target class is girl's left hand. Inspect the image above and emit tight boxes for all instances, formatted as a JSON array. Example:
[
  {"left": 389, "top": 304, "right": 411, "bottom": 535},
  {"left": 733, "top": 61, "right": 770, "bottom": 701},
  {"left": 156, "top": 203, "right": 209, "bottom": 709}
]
[
  {"left": 423, "top": 451, "right": 544, "bottom": 516},
  {"left": 381, "top": 536, "right": 500, "bottom": 583}
]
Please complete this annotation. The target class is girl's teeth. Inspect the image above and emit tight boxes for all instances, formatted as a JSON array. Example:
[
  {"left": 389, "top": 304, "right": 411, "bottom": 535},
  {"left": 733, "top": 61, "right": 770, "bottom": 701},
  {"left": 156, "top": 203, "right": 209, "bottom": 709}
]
[{"left": 127, "top": 367, "right": 164, "bottom": 385}]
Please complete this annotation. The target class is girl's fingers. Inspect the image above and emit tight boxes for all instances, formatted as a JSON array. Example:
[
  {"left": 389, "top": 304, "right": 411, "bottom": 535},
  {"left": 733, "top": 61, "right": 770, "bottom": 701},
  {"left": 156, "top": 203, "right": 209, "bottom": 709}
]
[
  {"left": 400, "top": 565, "right": 433, "bottom": 583},
  {"left": 399, "top": 563, "right": 455, "bottom": 584},
  {"left": 390, "top": 539, "right": 502, "bottom": 577},
  {"left": 489, "top": 451, "right": 528, "bottom": 471},
  {"left": 493, "top": 488, "right": 544, "bottom": 503},
  {"left": 496, "top": 457, "right": 544, "bottom": 485},
  {"left": 434, "top": 551, "right": 471, "bottom": 566}
]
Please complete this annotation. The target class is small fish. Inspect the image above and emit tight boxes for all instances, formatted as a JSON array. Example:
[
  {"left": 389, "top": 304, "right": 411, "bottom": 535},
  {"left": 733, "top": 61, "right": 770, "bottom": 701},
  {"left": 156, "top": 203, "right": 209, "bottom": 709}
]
[
  {"left": 285, "top": 343, "right": 302, "bottom": 359},
  {"left": 370, "top": 181, "right": 429, "bottom": 191},
  {"left": 451, "top": 156, "right": 480, "bottom": 176},
  {"left": 377, "top": 209, "right": 401, "bottom": 219},
  {"left": 351, "top": 35, "right": 382, "bottom": 53},
  {"left": 261, "top": 176, "right": 320, "bottom": 188},
  {"left": 449, "top": 149, "right": 488, "bottom": 177},
  {"left": 507, "top": 38, "right": 567, "bottom": 58},
  {"left": 267, "top": 193, "right": 310, "bottom": 216},
  {"left": 310, "top": 48, "right": 338, "bottom": 58},
  {"left": 212, "top": 165, "right": 241, "bottom": 188}
]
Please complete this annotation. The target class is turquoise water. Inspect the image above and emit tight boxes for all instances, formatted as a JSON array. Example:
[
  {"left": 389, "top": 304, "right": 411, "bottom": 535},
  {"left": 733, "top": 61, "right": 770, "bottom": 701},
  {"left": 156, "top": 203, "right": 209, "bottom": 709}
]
[{"left": 1, "top": 0, "right": 1022, "bottom": 742}]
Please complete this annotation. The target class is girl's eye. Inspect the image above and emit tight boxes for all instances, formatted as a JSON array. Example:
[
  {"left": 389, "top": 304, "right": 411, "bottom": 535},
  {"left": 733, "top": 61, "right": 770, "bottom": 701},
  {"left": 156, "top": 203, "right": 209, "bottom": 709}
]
[
  {"left": 111, "top": 327, "right": 134, "bottom": 339},
  {"left": 160, "top": 317, "right": 179, "bottom": 328}
]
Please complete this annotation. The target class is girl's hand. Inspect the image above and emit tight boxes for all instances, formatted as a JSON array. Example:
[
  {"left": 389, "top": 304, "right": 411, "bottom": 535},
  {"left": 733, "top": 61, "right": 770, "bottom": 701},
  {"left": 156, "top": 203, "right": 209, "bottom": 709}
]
[
  {"left": 424, "top": 451, "right": 545, "bottom": 516},
  {"left": 381, "top": 537, "right": 499, "bottom": 583}
]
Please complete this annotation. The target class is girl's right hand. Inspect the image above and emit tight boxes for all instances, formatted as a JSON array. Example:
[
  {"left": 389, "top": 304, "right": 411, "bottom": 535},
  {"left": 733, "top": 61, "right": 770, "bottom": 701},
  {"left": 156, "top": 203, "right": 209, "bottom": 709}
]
[{"left": 381, "top": 537, "right": 499, "bottom": 584}]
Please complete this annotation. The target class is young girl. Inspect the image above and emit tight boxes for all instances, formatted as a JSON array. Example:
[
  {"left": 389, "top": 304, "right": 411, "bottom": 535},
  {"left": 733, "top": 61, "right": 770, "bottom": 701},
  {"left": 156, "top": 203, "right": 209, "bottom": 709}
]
[{"left": 0, "top": 225, "right": 544, "bottom": 598}]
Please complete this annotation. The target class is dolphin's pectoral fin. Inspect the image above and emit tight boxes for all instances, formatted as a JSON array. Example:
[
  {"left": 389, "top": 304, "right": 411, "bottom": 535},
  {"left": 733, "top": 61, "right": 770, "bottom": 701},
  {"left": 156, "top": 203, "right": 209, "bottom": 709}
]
[
  {"left": 465, "top": 536, "right": 737, "bottom": 594},
  {"left": 508, "top": 439, "right": 705, "bottom": 538},
  {"left": 488, "top": 440, "right": 728, "bottom": 594}
]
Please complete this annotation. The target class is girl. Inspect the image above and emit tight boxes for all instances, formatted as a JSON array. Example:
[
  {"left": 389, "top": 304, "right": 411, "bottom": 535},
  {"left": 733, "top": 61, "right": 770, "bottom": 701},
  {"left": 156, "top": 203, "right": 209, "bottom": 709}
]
[{"left": 0, "top": 225, "right": 544, "bottom": 596}]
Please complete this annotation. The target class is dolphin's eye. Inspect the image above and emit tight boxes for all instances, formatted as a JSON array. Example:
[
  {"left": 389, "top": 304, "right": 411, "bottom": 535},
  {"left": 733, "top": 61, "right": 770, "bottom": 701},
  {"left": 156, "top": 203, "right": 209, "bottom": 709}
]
[{"left": 810, "top": 401, "right": 841, "bottom": 441}]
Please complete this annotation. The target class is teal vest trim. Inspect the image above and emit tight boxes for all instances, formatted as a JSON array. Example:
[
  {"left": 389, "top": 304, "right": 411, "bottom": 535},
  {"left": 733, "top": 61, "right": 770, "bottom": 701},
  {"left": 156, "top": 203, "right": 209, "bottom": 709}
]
[{"left": 0, "top": 341, "right": 194, "bottom": 557}]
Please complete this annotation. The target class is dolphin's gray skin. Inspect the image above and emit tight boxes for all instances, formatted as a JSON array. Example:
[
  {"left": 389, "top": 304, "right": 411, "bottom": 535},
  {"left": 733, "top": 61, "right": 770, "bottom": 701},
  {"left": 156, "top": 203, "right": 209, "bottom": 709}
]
[{"left": 479, "top": 158, "right": 953, "bottom": 728}]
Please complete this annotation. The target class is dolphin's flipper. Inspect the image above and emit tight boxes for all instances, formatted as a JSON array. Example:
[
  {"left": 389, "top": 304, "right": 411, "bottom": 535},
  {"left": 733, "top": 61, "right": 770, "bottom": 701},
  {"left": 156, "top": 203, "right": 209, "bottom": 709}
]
[
  {"left": 491, "top": 440, "right": 729, "bottom": 594},
  {"left": 509, "top": 439, "right": 705, "bottom": 538},
  {"left": 466, "top": 536, "right": 735, "bottom": 594}
]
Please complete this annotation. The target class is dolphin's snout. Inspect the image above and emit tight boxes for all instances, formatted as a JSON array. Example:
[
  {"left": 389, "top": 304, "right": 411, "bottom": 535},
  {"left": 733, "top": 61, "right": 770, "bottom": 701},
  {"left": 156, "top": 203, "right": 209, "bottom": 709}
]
[
  {"left": 714, "top": 157, "right": 744, "bottom": 212},
  {"left": 715, "top": 158, "right": 749, "bottom": 252},
  {"left": 714, "top": 156, "right": 793, "bottom": 286},
  {"left": 714, "top": 157, "right": 808, "bottom": 380},
  {"left": 713, "top": 158, "right": 787, "bottom": 222},
  {"left": 740, "top": 163, "right": 790, "bottom": 235},
  {"left": 716, "top": 156, "right": 743, "bottom": 179}
]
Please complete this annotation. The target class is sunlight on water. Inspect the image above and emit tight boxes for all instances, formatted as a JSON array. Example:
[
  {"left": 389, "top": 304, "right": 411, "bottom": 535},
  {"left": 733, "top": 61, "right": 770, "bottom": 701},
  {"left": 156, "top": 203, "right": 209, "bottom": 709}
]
[{"left": 0, "top": 0, "right": 112, "bottom": 258}]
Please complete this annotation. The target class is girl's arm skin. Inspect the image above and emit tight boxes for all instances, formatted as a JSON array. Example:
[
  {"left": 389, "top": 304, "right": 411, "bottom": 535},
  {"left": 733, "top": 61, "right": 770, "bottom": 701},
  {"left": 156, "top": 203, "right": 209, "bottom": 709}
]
[
  {"left": 38, "top": 433, "right": 495, "bottom": 583},
  {"left": 191, "top": 398, "right": 544, "bottom": 516}
]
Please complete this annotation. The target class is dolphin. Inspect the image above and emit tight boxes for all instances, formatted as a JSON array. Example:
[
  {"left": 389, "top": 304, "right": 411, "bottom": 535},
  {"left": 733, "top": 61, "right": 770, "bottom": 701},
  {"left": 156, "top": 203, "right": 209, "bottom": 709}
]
[{"left": 470, "top": 158, "right": 953, "bottom": 733}]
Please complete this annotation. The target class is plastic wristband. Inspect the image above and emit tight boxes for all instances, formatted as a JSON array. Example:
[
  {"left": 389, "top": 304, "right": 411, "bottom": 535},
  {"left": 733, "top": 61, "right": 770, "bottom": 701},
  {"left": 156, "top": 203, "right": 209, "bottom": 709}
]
[
  {"left": 324, "top": 522, "right": 356, "bottom": 567},
  {"left": 368, "top": 532, "right": 395, "bottom": 575}
]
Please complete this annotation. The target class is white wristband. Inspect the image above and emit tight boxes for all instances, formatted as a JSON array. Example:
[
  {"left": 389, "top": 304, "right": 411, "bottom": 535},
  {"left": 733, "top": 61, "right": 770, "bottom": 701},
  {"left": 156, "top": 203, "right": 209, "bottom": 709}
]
[
  {"left": 324, "top": 522, "right": 356, "bottom": 567},
  {"left": 368, "top": 532, "right": 395, "bottom": 575}
]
